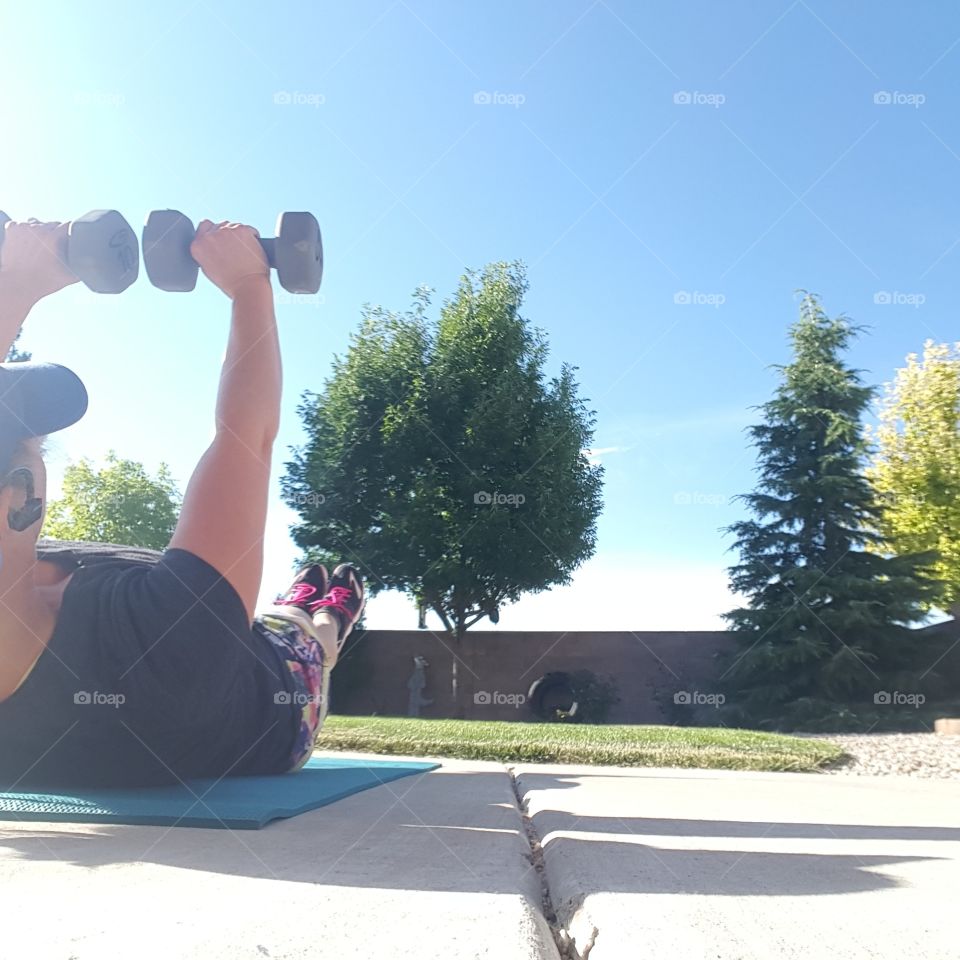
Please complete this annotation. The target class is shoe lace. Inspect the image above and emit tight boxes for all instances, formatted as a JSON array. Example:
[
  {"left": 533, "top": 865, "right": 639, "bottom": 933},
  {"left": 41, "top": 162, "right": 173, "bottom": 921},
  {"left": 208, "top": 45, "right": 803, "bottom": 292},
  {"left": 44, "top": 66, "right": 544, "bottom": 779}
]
[
  {"left": 278, "top": 582, "right": 317, "bottom": 605},
  {"left": 318, "top": 586, "right": 354, "bottom": 610}
]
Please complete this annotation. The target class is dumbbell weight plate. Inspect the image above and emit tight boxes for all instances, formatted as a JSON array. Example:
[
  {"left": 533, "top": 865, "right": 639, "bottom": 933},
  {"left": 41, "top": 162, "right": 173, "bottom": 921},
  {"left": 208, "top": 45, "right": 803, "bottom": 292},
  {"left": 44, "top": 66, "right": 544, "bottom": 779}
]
[
  {"left": 142, "top": 210, "right": 199, "bottom": 292},
  {"left": 271, "top": 212, "right": 323, "bottom": 294},
  {"left": 67, "top": 210, "right": 139, "bottom": 294}
]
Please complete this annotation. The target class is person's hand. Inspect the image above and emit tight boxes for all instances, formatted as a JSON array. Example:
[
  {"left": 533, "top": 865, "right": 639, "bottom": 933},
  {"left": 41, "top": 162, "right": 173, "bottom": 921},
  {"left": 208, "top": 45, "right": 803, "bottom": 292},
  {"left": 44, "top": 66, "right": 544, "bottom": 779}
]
[
  {"left": 190, "top": 220, "right": 271, "bottom": 300},
  {"left": 0, "top": 220, "right": 78, "bottom": 305}
]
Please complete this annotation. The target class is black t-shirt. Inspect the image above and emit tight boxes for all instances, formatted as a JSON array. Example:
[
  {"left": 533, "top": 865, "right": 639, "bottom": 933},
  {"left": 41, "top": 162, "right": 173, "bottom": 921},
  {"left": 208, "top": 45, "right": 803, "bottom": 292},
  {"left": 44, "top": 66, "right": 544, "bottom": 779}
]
[{"left": 0, "top": 541, "right": 299, "bottom": 788}]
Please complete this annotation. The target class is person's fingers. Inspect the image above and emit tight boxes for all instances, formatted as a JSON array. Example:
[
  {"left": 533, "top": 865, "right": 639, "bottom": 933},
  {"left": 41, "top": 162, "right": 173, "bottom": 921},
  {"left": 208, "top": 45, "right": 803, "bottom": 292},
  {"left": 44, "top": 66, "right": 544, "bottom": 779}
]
[
  {"left": 5, "top": 221, "right": 65, "bottom": 250},
  {"left": 191, "top": 221, "right": 215, "bottom": 261},
  {"left": 49, "top": 223, "right": 70, "bottom": 259}
]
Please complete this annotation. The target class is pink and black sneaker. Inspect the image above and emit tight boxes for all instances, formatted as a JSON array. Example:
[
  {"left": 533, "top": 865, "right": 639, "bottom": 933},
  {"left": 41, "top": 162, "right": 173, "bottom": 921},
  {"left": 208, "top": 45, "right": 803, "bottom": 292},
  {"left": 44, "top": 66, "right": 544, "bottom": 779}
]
[
  {"left": 274, "top": 564, "right": 330, "bottom": 616},
  {"left": 312, "top": 564, "right": 365, "bottom": 646}
]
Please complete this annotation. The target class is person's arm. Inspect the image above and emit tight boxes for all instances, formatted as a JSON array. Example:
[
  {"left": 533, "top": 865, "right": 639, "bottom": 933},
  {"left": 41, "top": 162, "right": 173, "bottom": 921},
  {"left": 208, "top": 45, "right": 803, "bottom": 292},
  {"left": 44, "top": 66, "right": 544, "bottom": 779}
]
[
  {"left": 0, "top": 221, "right": 78, "bottom": 356},
  {"left": 0, "top": 285, "right": 37, "bottom": 358},
  {"left": 168, "top": 221, "right": 279, "bottom": 621}
]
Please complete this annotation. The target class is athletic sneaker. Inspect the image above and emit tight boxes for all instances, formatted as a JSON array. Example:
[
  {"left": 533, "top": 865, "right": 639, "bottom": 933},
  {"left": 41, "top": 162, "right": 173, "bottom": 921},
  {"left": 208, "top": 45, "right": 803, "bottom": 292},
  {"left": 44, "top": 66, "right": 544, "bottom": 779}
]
[
  {"left": 312, "top": 564, "right": 365, "bottom": 645},
  {"left": 274, "top": 564, "right": 330, "bottom": 615}
]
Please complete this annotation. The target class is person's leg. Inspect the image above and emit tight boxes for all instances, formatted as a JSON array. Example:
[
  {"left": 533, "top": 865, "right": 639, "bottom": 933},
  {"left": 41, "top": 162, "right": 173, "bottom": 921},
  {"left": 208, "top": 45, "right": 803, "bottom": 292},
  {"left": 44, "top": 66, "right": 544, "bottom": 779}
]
[
  {"left": 259, "top": 568, "right": 365, "bottom": 770},
  {"left": 311, "top": 565, "right": 365, "bottom": 656},
  {"left": 260, "top": 601, "right": 341, "bottom": 668},
  {"left": 253, "top": 615, "right": 331, "bottom": 771},
  {"left": 267, "top": 562, "right": 365, "bottom": 669}
]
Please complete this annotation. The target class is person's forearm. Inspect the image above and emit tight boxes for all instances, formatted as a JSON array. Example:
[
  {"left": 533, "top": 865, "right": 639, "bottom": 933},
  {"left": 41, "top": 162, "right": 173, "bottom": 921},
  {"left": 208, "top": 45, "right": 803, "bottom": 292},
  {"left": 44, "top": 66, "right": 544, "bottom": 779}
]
[
  {"left": 214, "top": 277, "right": 281, "bottom": 452},
  {"left": 0, "top": 280, "right": 37, "bottom": 359}
]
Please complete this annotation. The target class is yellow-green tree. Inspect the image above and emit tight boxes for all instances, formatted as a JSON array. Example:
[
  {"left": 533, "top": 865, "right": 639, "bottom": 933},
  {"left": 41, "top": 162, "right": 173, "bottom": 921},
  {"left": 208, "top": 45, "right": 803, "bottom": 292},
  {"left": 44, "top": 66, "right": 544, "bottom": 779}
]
[
  {"left": 868, "top": 340, "right": 960, "bottom": 615},
  {"left": 43, "top": 453, "right": 181, "bottom": 551}
]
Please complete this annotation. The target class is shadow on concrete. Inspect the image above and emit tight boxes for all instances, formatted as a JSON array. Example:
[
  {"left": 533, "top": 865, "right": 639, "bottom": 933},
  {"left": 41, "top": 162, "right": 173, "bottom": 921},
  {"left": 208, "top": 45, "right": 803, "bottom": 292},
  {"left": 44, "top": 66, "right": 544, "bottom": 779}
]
[
  {"left": 539, "top": 836, "right": 930, "bottom": 897},
  {"left": 531, "top": 810, "right": 960, "bottom": 843},
  {"left": 0, "top": 767, "right": 952, "bottom": 901}
]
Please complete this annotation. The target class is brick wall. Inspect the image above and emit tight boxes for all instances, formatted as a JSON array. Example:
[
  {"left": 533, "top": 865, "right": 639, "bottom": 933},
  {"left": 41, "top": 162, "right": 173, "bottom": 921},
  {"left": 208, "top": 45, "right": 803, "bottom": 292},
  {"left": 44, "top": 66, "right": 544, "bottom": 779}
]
[{"left": 329, "top": 629, "right": 736, "bottom": 724}]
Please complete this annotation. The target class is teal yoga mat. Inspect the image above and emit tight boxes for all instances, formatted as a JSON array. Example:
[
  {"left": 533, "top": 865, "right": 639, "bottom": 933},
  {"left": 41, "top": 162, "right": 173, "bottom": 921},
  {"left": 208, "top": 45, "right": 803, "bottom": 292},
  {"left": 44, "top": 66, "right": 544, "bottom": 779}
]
[{"left": 0, "top": 756, "right": 439, "bottom": 830}]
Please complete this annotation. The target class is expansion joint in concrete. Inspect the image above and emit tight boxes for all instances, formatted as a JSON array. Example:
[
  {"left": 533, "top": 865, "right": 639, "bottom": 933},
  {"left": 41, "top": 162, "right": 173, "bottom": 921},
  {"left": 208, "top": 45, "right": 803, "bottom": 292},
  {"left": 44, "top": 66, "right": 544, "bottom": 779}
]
[{"left": 506, "top": 766, "right": 599, "bottom": 960}]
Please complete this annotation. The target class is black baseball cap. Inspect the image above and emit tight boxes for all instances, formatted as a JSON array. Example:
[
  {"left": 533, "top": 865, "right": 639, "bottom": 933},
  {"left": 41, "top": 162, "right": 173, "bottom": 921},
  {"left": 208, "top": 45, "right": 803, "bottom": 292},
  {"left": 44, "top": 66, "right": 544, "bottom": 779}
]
[{"left": 0, "top": 362, "right": 88, "bottom": 472}]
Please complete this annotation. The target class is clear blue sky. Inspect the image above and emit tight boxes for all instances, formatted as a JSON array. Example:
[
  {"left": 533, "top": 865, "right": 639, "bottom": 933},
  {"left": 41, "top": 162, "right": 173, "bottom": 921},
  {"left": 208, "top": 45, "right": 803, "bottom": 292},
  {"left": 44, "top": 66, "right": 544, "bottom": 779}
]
[{"left": 2, "top": 1, "right": 958, "bottom": 629}]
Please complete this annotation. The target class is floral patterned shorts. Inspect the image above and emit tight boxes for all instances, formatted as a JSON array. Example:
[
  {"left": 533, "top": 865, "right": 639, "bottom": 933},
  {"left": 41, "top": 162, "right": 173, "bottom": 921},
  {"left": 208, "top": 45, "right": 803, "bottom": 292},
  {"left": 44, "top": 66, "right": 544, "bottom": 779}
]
[{"left": 255, "top": 613, "right": 331, "bottom": 771}]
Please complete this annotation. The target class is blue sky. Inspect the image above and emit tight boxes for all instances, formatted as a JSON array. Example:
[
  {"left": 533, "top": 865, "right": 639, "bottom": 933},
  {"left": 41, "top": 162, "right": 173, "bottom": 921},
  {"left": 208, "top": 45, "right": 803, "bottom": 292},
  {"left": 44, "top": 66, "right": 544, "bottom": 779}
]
[{"left": 2, "top": 1, "right": 959, "bottom": 629}]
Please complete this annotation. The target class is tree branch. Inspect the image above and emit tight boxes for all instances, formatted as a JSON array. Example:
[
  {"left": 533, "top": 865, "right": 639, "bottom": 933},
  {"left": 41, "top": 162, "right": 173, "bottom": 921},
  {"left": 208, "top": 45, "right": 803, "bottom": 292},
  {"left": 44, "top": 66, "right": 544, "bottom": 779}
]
[
  {"left": 464, "top": 608, "right": 487, "bottom": 628},
  {"left": 432, "top": 601, "right": 453, "bottom": 634}
]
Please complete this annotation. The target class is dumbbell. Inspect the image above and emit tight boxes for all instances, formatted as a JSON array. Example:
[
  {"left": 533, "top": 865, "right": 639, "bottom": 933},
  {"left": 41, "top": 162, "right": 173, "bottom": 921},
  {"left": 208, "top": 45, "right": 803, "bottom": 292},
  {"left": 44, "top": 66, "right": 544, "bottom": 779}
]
[
  {"left": 142, "top": 210, "right": 323, "bottom": 294},
  {"left": 0, "top": 209, "right": 139, "bottom": 293}
]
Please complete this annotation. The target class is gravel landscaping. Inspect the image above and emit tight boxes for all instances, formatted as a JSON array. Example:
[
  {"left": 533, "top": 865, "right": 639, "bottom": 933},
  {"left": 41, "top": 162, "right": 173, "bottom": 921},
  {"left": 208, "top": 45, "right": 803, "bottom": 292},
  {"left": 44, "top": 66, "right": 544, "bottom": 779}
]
[{"left": 806, "top": 732, "right": 960, "bottom": 779}]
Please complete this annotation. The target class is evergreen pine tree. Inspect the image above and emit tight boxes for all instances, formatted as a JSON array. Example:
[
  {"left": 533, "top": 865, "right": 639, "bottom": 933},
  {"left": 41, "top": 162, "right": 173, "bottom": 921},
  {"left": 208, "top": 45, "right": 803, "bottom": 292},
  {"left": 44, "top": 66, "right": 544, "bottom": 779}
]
[{"left": 721, "top": 294, "right": 945, "bottom": 731}]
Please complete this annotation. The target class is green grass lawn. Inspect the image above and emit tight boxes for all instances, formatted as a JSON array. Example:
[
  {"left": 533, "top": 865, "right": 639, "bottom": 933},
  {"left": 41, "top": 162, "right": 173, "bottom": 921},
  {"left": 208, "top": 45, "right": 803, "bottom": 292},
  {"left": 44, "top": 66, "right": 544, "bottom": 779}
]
[{"left": 317, "top": 715, "right": 844, "bottom": 772}]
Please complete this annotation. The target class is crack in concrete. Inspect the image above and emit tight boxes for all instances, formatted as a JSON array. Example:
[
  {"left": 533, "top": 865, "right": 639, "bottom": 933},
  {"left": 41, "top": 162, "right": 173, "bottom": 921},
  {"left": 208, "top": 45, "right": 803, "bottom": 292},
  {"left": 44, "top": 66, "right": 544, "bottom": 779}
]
[{"left": 507, "top": 765, "right": 598, "bottom": 960}]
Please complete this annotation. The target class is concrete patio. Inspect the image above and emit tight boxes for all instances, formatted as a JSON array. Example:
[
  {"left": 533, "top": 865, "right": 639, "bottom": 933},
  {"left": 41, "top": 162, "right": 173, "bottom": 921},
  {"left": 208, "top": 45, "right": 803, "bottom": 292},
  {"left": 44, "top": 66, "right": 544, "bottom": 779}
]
[
  {"left": 515, "top": 763, "right": 960, "bottom": 959},
  {"left": 0, "top": 753, "right": 957, "bottom": 959}
]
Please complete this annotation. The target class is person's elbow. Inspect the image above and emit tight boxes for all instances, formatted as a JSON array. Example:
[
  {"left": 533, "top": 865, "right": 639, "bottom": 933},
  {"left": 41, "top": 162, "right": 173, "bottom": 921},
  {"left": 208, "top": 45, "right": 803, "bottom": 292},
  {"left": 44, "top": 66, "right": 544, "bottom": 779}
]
[{"left": 214, "top": 416, "right": 279, "bottom": 460}]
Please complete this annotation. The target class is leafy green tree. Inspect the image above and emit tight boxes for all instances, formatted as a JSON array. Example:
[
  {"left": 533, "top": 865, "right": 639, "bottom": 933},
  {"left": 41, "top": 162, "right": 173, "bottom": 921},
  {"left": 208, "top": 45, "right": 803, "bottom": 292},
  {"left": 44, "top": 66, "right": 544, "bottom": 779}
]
[
  {"left": 43, "top": 452, "right": 181, "bottom": 550},
  {"left": 721, "top": 294, "right": 945, "bottom": 731},
  {"left": 5, "top": 332, "right": 31, "bottom": 362},
  {"left": 284, "top": 262, "right": 603, "bottom": 699},
  {"left": 867, "top": 340, "right": 960, "bottom": 616}
]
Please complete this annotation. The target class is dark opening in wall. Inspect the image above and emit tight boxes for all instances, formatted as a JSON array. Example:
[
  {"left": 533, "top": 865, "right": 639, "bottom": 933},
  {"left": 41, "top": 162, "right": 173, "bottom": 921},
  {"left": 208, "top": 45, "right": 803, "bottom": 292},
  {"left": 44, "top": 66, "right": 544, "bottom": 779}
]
[{"left": 528, "top": 671, "right": 578, "bottom": 720}]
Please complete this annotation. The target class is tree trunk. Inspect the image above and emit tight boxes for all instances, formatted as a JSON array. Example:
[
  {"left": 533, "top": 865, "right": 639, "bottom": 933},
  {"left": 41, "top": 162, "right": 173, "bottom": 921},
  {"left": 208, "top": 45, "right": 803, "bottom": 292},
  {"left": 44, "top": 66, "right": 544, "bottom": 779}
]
[{"left": 450, "top": 623, "right": 467, "bottom": 719}]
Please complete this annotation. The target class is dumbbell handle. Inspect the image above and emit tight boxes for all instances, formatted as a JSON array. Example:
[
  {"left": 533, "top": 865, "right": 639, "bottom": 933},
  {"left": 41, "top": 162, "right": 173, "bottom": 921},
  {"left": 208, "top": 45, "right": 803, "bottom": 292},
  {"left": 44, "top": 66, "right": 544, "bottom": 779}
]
[
  {"left": 192, "top": 230, "right": 279, "bottom": 266},
  {"left": 183, "top": 231, "right": 277, "bottom": 269},
  {"left": 259, "top": 236, "right": 278, "bottom": 268},
  {"left": 184, "top": 229, "right": 277, "bottom": 267}
]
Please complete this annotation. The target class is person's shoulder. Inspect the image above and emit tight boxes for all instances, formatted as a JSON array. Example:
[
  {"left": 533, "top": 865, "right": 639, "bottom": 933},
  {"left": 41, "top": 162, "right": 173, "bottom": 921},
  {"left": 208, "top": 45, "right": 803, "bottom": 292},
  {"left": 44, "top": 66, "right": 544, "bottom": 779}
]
[{"left": 36, "top": 538, "right": 164, "bottom": 570}]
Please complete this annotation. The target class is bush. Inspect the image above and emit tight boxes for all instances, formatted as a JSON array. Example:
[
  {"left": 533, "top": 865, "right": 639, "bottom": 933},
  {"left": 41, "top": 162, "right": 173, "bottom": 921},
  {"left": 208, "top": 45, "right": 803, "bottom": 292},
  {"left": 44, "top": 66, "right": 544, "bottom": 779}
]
[
  {"left": 722, "top": 695, "right": 960, "bottom": 733},
  {"left": 548, "top": 670, "right": 619, "bottom": 724},
  {"left": 327, "top": 628, "right": 372, "bottom": 713}
]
